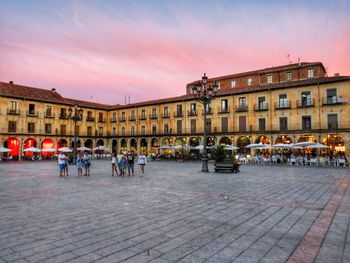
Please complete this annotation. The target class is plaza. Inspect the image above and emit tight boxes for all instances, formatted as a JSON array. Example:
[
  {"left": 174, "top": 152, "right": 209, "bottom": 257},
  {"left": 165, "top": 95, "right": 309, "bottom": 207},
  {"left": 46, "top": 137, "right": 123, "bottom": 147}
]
[{"left": 0, "top": 161, "right": 349, "bottom": 263}]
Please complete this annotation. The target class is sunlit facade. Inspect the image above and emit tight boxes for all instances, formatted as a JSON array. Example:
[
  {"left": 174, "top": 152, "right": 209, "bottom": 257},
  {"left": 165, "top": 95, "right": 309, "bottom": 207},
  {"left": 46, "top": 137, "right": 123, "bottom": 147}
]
[{"left": 1, "top": 62, "right": 349, "bottom": 159}]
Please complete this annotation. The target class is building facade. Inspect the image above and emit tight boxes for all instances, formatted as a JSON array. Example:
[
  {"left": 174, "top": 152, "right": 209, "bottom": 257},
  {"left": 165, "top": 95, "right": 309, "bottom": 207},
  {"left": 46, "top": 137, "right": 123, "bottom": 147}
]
[{"left": 0, "top": 62, "right": 349, "bottom": 159}]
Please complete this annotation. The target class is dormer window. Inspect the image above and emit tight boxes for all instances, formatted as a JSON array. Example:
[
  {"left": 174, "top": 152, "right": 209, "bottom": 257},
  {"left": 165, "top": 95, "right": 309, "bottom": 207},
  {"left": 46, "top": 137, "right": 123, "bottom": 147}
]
[
  {"left": 267, "top": 75, "right": 272, "bottom": 84},
  {"left": 307, "top": 68, "right": 314, "bottom": 78},
  {"left": 286, "top": 71, "right": 292, "bottom": 81},
  {"left": 231, "top": 80, "right": 236, "bottom": 88},
  {"left": 247, "top": 77, "right": 253, "bottom": 86}
]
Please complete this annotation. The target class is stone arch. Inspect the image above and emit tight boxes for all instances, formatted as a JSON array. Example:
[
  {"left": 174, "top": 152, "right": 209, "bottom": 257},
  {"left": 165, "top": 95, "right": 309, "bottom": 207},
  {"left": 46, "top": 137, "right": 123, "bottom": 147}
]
[
  {"left": 254, "top": 135, "right": 271, "bottom": 144},
  {"left": 236, "top": 136, "right": 250, "bottom": 154},
  {"left": 130, "top": 138, "right": 137, "bottom": 152},
  {"left": 84, "top": 139, "right": 93, "bottom": 149},
  {"left": 140, "top": 138, "right": 148, "bottom": 154},
  {"left": 219, "top": 136, "right": 231, "bottom": 145},
  {"left": 96, "top": 139, "right": 104, "bottom": 146},
  {"left": 297, "top": 135, "right": 317, "bottom": 143},
  {"left": 23, "top": 138, "right": 38, "bottom": 157},
  {"left": 41, "top": 138, "right": 55, "bottom": 157},
  {"left": 4, "top": 137, "right": 20, "bottom": 160},
  {"left": 275, "top": 135, "right": 293, "bottom": 144}
]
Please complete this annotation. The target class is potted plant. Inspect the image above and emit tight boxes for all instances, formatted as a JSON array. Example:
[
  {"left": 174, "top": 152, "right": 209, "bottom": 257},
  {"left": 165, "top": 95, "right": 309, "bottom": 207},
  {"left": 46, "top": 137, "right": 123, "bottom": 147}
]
[{"left": 212, "top": 145, "right": 240, "bottom": 173}]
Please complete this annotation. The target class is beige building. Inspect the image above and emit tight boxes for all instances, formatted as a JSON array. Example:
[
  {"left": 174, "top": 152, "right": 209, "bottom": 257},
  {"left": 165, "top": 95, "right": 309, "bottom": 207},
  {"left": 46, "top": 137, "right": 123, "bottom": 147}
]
[{"left": 0, "top": 62, "right": 349, "bottom": 159}]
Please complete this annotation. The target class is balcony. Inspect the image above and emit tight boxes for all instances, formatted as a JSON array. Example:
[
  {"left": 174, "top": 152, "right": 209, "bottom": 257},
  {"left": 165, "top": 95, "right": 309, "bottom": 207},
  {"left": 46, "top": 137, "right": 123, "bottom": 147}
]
[
  {"left": 188, "top": 110, "right": 197, "bottom": 116},
  {"left": 254, "top": 103, "right": 268, "bottom": 111},
  {"left": 202, "top": 108, "right": 213, "bottom": 115},
  {"left": 218, "top": 107, "right": 230, "bottom": 114},
  {"left": 110, "top": 118, "right": 117, "bottom": 123},
  {"left": 8, "top": 128, "right": 17, "bottom": 133},
  {"left": 297, "top": 99, "right": 315, "bottom": 108},
  {"left": 119, "top": 117, "right": 126, "bottom": 122},
  {"left": 139, "top": 115, "right": 147, "bottom": 120},
  {"left": 98, "top": 118, "right": 106, "bottom": 123},
  {"left": 235, "top": 105, "right": 248, "bottom": 112},
  {"left": 27, "top": 111, "right": 39, "bottom": 117},
  {"left": 275, "top": 101, "right": 291, "bottom": 110},
  {"left": 150, "top": 114, "right": 158, "bottom": 119},
  {"left": 28, "top": 129, "right": 35, "bottom": 134},
  {"left": 7, "top": 108, "right": 20, "bottom": 115},
  {"left": 174, "top": 112, "right": 183, "bottom": 117},
  {"left": 44, "top": 112, "right": 55, "bottom": 118},
  {"left": 129, "top": 116, "right": 136, "bottom": 121},
  {"left": 86, "top": 116, "right": 95, "bottom": 122},
  {"left": 161, "top": 113, "right": 170, "bottom": 118},
  {"left": 59, "top": 114, "right": 68, "bottom": 119},
  {"left": 322, "top": 97, "right": 348, "bottom": 106}
]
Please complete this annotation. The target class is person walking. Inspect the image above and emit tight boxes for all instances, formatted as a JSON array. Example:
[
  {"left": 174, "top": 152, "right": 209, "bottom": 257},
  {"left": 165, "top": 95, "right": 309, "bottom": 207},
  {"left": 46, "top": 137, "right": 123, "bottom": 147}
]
[
  {"left": 64, "top": 153, "right": 69, "bottom": 176},
  {"left": 57, "top": 151, "right": 66, "bottom": 177},
  {"left": 117, "top": 151, "right": 125, "bottom": 177},
  {"left": 76, "top": 152, "right": 84, "bottom": 176},
  {"left": 111, "top": 153, "right": 118, "bottom": 176},
  {"left": 83, "top": 151, "right": 91, "bottom": 176},
  {"left": 126, "top": 151, "right": 135, "bottom": 176},
  {"left": 138, "top": 153, "right": 147, "bottom": 176}
]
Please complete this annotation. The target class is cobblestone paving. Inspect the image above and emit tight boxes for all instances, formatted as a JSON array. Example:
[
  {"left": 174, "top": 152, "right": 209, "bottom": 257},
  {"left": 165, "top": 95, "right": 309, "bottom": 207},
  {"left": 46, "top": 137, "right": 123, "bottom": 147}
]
[{"left": 0, "top": 161, "right": 349, "bottom": 263}]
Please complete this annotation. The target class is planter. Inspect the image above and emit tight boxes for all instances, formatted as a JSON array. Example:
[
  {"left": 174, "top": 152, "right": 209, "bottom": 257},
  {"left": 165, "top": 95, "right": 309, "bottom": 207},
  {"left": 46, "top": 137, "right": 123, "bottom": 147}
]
[{"left": 214, "top": 162, "right": 240, "bottom": 173}]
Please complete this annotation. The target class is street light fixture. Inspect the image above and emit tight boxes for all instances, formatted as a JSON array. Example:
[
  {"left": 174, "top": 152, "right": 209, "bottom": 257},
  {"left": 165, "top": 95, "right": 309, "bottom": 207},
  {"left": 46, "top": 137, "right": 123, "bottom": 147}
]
[
  {"left": 68, "top": 104, "right": 83, "bottom": 165},
  {"left": 193, "top": 73, "right": 218, "bottom": 172}
]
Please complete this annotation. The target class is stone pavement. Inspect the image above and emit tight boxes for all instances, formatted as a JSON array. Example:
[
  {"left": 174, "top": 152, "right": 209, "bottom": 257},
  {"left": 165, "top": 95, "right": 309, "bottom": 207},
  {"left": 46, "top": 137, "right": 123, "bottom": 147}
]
[{"left": 0, "top": 160, "right": 349, "bottom": 263}]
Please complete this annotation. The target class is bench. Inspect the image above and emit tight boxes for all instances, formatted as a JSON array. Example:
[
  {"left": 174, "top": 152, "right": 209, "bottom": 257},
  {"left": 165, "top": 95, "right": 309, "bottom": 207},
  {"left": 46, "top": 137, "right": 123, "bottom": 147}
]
[{"left": 214, "top": 163, "right": 240, "bottom": 173}]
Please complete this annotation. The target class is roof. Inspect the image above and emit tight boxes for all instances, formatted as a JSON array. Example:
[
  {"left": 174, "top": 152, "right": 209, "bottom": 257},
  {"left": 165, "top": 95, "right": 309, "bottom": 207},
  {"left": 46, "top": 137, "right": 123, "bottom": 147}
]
[{"left": 186, "top": 62, "right": 326, "bottom": 85}]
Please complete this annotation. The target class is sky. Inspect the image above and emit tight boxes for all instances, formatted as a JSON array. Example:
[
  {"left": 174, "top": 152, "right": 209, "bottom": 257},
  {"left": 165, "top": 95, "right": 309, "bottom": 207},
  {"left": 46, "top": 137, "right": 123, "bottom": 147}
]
[{"left": 0, "top": 0, "right": 349, "bottom": 105}]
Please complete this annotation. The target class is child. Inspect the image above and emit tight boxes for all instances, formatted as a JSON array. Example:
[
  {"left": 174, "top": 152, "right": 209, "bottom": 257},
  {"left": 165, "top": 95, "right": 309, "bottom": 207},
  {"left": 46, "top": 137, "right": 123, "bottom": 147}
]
[
  {"left": 138, "top": 153, "right": 147, "bottom": 176},
  {"left": 76, "top": 152, "right": 84, "bottom": 176}
]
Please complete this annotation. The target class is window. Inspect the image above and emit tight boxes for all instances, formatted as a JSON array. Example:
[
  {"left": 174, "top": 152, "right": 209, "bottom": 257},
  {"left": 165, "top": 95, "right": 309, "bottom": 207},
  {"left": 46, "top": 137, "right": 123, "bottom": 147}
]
[
  {"left": 221, "top": 117, "right": 228, "bottom": 132},
  {"left": 141, "top": 125, "right": 146, "bottom": 135},
  {"left": 247, "top": 77, "right": 253, "bottom": 86},
  {"left": 307, "top": 68, "right": 314, "bottom": 78},
  {"left": 301, "top": 91, "right": 312, "bottom": 106},
  {"left": 152, "top": 108, "right": 157, "bottom": 118},
  {"left": 238, "top": 116, "right": 246, "bottom": 132},
  {"left": 205, "top": 118, "right": 212, "bottom": 133},
  {"left": 87, "top": 111, "right": 93, "bottom": 118},
  {"left": 279, "top": 117, "right": 288, "bottom": 131},
  {"left": 286, "top": 71, "right": 292, "bottom": 81},
  {"left": 258, "top": 118, "right": 266, "bottom": 132},
  {"left": 60, "top": 108, "right": 67, "bottom": 118},
  {"left": 190, "top": 103, "right": 196, "bottom": 114},
  {"left": 164, "top": 106, "right": 169, "bottom": 117},
  {"left": 231, "top": 80, "right": 236, "bottom": 88},
  {"left": 164, "top": 124, "right": 169, "bottom": 134},
  {"left": 267, "top": 75, "right": 272, "bottom": 84},
  {"left": 98, "top": 112, "right": 103, "bottom": 122},
  {"left": 98, "top": 127, "right": 103, "bottom": 136},
  {"left": 238, "top": 97, "right": 246, "bottom": 107},
  {"left": 87, "top": 126, "right": 92, "bottom": 136},
  {"left": 131, "top": 126, "right": 135, "bottom": 135},
  {"left": 221, "top": 99, "right": 228, "bottom": 111},
  {"left": 327, "top": 114, "right": 338, "bottom": 129},
  {"left": 205, "top": 102, "right": 211, "bottom": 113},
  {"left": 216, "top": 82, "right": 221, "bottom": 90},
  {"left": 9, "top": 101, "right": 17, "bottom": 111},
  {"left": 28, "top": 123, "right": 35, "bottom": 133},
  {"left": 141, "top": 109, "right": 146, "bottom": 119},
  {"left": 258, "top": 97, "right": 267, "bottom": 110},
  {"left": 176, "top": 105, "right": 182, "bottom": 116},
  {"left": 326, "top": 89, "right": 337, "bottom": 103},
  {"left": 75, "top": 125, "right": 80, "bottom": 136},
  {"left": 112, "top": 112, "right": 117, "bottom": 122},
  {"left": 279, "top": 94, "right": 288, "bottom": 108},
  {"left": 131, "top": 110, "right": 136, "bottom": 119},
  {"left": 112, "top": 127, "right": 116, "bottom": 136},
  {"left": 60, "top": 125, "right": 66, "bottom": 135},
  {"left": 28, "top": 104, "right": 35, "bottom": 115},
  {"left": 121, "top": 127, "right": 126, "bottom": 136},
  {"left": 190, "top": 119, "right": 196, "bottom": 133},
  {"left": 302, "top": 116, "right": 311, "bottom": 130},
  {"left": 152, "top": 125, "right": 157, "bottom": 135},
  {"left": 177, "top": 120, "right": 182, "bottom": 134},
  {"left": 122, "top": 112, "right": 126, "bottom": 120},
  {"left": 45, "top": 105, "right": 53, "bottom": 117},
  {"left": 8, "top": 121, "right": 16, "bottom": 132},
  {"left": 45, "top": 124, "right": 51, "bottom": 134}
]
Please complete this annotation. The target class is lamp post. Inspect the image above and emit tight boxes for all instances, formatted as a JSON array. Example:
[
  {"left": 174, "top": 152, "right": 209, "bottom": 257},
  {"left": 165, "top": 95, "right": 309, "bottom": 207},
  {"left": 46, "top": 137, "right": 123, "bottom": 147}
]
[
  {"left": 193, "top": 73, "right": 218, "bottom": 172},
  {"left": 68, "top": 105, "right": 83, "bottom": 165}
]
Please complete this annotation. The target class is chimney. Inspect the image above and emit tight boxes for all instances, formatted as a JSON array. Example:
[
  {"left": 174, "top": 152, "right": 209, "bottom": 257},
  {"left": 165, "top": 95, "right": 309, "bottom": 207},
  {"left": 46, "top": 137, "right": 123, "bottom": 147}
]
[
  {"left": 9, "top": 81, "right": 13, "bottom": 85},
  {"left": 334, "top": 73, "right": 340, "bottom": 77},
  {"left": 51, "top": 88, "right": 56, "bottom": 92},
  {"left": 298, "top": 58, "right": 301, "bottom": 66}
]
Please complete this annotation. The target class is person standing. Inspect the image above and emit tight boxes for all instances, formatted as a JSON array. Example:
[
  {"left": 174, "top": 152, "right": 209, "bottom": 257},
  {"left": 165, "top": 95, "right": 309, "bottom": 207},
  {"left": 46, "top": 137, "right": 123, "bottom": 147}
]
[
  {"left": 64, "top": 153, "right": 69, "bottom": 176},
  {"left": 83, "top": 151, "right": 91, "bottom": 176},
  {"left": 76, "top": 152, "right": 84, "bottom": 176},
  {"left": 117, "top": 151, "right": 125, "bottom": 177},
  {"left": 138, "top": 153, "right": 147, "bottom": 176},
  {"left": 127, "top": 151, "right": 135, "bottom": 176},
  {"left": 111, "top": 153, "right": 118, "bottom": 176},
  {"left": 58, "top": 151, "right": 66, "bottom": 177}
]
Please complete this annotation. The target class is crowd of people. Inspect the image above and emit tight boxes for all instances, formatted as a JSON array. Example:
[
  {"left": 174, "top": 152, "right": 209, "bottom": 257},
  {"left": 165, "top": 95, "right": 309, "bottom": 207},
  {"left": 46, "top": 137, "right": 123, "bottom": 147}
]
[{"left": 57, "top": 150, "right": 148, "bottom": 177}]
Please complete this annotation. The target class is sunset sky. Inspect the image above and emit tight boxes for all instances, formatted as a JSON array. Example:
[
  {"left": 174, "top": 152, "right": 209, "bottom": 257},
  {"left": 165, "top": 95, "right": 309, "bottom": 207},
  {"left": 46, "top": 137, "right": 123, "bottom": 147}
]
[{"left": 0, "top": 0, "right": 349, "bottom": 104}]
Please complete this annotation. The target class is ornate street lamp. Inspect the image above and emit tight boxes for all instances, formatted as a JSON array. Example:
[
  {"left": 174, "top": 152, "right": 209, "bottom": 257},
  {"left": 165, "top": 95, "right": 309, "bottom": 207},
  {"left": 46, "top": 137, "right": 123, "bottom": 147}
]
[
  {"left": 193, "top": 73, "right": 218, "bottom": 172},
  {"left": 68, "top": 104, "right": 83, "bottom": 165}
]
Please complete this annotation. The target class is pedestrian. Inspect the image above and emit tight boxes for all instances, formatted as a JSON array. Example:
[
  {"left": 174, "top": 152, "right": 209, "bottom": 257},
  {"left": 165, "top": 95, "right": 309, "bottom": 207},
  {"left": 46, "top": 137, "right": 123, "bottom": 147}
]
[
  {"left": 57, "top": 151, "right": 66, "bottom": 177},
  {"left": 83, "top": 151, "right": 91, "bottom": 176},
  {"left": 64, "top": 153, "right": 69, "bottom": 176},
  {"left": 76, "top": 152, "right": 84, "bottom": 176},
  {"left": 127, "top": 151, "right": 135, "bottom": 176},
  {"left": 117, "top": 151, "right": 125, "bottom": 176},
  {"left": 111, "top": 153, "right": 118, "bottom": 176},
  {"left": 138, "top": 153, "right": 147, "bottom": 176}
]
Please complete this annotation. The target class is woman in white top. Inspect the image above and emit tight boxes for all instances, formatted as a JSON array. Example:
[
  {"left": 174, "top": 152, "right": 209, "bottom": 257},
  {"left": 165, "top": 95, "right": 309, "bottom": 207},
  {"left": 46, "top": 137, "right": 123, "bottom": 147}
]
[
  {"left": 138, "top": 153, "right": 147, "bottom": 176},
  {"left": 111, "top": 153, "right": 118, "bottom": 176}
]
